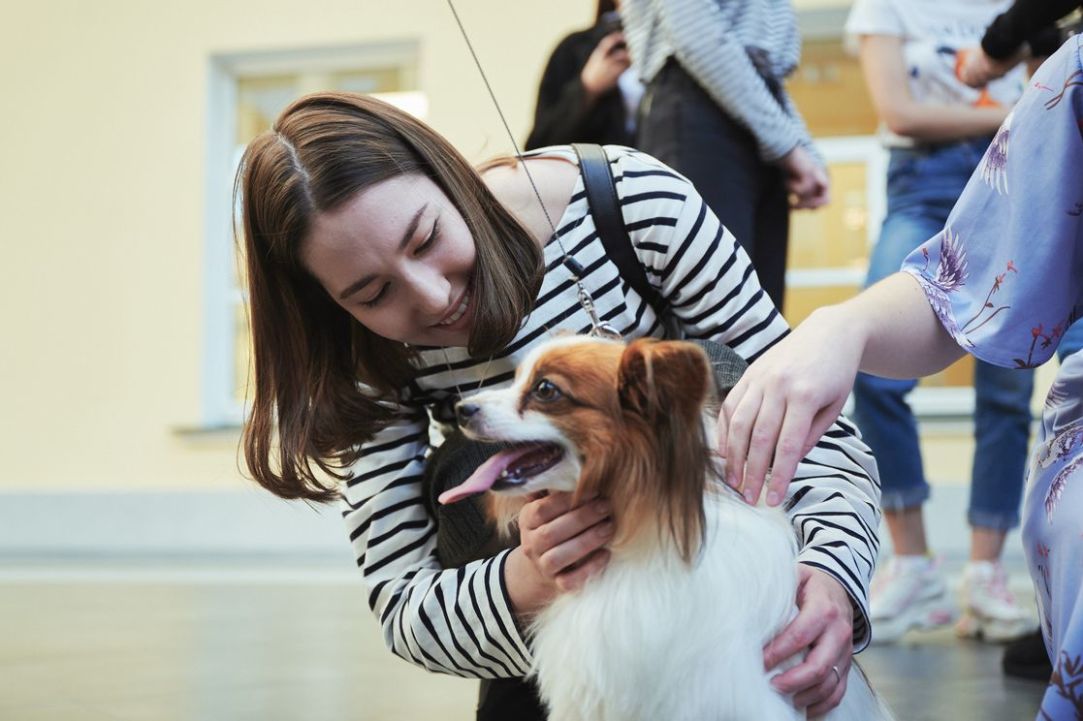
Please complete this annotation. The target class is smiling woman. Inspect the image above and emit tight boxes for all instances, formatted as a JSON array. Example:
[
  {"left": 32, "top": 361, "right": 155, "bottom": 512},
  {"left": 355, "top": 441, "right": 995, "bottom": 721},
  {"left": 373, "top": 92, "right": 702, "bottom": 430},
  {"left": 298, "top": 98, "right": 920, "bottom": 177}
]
[
  {"left": 236, "top": 91, "right": 884, "bottom": 721},
  {"left": 237, "top": 93, "right": 543, "bottom": 502}
]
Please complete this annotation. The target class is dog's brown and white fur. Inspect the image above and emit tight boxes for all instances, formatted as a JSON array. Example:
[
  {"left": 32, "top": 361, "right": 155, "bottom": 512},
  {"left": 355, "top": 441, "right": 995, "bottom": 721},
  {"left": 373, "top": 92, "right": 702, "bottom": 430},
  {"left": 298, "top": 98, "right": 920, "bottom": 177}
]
[{"left": 441, "top": 335, "right": 891, "bottom": 721}]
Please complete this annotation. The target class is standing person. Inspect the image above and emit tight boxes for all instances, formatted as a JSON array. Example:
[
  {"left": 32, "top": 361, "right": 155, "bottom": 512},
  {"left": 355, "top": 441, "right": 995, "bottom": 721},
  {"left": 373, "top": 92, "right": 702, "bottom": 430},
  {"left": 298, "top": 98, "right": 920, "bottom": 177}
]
[
  {"left": 958, "top": 0, "right": 1080, "bottom": 88},
  {"left": 619, "top": 0, "right": 829, "bottom": 313},
  {"left": 718, "top": 35, "right": 1083, "bottom": 719},
  {"left": 960, "top": 0, "right": 1083, "bottom": 679},
  {"left": 524, "top": 1, "right": 642, "bottom": 149},
  {"left": 237, "top": 93, "right": 882, "bottom": 719},
  {"left": 845, "top": 0, "right": 1036, "bottom": 646}
]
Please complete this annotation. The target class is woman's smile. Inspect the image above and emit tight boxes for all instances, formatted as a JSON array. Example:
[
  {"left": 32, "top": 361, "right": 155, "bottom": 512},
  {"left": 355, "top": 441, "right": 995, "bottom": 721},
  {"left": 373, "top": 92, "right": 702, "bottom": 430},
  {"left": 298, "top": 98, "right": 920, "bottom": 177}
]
[{"left": 434, "top": 282, "right": 473, "bottom": 330}]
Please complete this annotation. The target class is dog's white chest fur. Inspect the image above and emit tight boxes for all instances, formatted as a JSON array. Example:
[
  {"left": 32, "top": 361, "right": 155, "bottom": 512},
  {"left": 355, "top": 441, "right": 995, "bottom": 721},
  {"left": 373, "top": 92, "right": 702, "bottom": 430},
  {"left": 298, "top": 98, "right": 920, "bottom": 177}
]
[
  {"left": 528, "top": 491, "right": 891, "bottom": 721},
  {"left": 530, "top": 492, "right": 803, "bottom": 721}
]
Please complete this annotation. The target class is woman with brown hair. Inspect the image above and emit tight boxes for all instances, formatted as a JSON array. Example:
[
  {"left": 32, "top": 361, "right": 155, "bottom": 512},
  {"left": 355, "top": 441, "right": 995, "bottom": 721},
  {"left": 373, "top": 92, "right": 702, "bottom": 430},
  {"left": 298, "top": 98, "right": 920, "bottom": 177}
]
[{"left": 237, "top": 91, "right": 881, "bottom": 719}]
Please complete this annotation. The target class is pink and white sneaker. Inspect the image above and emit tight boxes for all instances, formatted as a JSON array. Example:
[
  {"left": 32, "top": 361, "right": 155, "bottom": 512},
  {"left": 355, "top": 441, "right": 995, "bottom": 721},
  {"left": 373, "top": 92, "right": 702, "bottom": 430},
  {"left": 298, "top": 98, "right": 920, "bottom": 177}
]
[
  {"left": 955, "top": 561, "right": 1032, "bottom": 642},
  {"left": 870, "top": 555, "right": 957, "bottom": 644}
]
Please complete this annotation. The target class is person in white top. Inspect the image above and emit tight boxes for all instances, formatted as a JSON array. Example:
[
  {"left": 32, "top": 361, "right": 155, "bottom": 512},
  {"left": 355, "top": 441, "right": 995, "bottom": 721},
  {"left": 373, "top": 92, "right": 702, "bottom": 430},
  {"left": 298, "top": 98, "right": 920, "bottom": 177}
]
[{"left": 842, "top": 0, "right": 1035, "bottom": 646}]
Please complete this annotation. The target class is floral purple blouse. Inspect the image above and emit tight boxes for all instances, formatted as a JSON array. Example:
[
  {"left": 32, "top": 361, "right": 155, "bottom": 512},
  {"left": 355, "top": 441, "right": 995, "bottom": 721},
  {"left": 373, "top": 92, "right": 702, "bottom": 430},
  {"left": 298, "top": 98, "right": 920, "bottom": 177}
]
[{"left": 902, "top": 36, "right": 1083, "bottom": 720}]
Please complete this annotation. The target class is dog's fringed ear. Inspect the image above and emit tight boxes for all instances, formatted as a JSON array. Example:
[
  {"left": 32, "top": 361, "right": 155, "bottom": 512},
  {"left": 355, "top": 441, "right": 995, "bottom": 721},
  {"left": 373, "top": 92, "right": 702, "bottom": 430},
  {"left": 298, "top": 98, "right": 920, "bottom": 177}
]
[
  {"left": 617, "top": 338, "right": 713, "bottom": 563},
  {"left": 618, "top": 339, "right": 712, "bottom": 421}
]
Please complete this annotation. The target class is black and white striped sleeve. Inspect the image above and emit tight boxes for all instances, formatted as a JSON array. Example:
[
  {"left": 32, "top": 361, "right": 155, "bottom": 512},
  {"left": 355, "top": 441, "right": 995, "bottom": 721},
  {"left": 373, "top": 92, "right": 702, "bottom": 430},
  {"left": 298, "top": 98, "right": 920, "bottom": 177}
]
[
  {"left": 786, "top": 417, "right": 881, "bottom": 651},
  {"left": 341, "top": 409, "right": 532, "bottom": 677},
  {"left": 617, "top": 149, "right": 882, "bottom": 650}
]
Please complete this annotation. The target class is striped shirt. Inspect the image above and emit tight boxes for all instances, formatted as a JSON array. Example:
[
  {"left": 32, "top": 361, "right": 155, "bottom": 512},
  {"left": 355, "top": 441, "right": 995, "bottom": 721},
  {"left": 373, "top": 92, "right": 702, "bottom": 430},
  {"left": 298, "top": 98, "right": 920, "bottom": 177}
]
[
  {"left": 620, "top": 0, "right": 818, "bottom": 163},
  {"left": 342, "top": 145, "right": 881, "bottom": 679}
]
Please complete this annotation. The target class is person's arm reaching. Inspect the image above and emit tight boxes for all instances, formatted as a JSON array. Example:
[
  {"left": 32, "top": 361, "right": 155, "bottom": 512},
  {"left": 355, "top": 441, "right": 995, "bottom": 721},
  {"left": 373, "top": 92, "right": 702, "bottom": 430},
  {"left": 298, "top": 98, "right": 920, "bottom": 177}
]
[
  {"left": 720, "top": 272, "right": 963, "bottom": 509},
  {"left": 859, "top": 35, "right": 1010, "bottom": 142},
  {"left": 722, "top": 35, "right": 1083, "bottom": 508}
]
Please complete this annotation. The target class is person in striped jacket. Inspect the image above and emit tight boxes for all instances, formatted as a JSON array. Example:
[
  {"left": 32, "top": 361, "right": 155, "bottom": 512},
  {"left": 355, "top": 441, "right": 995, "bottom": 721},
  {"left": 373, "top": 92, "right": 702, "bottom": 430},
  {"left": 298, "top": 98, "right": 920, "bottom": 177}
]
[{"left": 236, "top": 91, "right": 882, "bottom": 720}]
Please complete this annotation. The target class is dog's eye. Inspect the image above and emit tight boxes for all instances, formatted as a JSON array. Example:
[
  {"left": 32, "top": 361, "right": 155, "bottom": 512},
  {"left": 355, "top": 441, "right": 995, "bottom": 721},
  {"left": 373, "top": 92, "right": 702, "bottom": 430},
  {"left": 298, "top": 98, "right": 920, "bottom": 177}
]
[{"left": 531, "top": 379, "right": 563, "bottom": 402}]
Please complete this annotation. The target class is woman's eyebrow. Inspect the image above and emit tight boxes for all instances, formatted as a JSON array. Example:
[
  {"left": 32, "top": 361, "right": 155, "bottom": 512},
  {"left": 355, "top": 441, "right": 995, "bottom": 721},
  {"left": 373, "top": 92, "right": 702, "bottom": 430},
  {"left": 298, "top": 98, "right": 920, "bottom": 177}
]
[{"left": 337, "top": 203, "right": 428, "bottom": 301}]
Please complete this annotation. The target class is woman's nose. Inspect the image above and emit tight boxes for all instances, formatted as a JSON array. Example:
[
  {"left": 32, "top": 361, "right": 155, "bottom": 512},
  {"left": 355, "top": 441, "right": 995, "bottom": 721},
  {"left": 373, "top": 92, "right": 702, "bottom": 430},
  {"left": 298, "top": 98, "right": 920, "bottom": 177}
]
[{"left": 410, "top": 272, "right": 451, "bottom": 317}]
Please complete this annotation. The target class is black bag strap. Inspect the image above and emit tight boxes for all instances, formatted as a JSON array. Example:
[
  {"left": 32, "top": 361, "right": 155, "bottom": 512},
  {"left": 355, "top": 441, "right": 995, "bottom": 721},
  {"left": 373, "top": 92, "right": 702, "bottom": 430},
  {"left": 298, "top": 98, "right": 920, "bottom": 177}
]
[{"left": 571, "top": 143, "right": 670, "bottom": 322}]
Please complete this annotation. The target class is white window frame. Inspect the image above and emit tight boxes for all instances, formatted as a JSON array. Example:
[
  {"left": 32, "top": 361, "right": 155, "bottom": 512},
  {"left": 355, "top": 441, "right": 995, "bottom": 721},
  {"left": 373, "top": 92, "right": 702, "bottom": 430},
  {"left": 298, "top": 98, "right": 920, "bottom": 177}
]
[{"left": 201, "top": 42, "right": 421, "bottom": 427}]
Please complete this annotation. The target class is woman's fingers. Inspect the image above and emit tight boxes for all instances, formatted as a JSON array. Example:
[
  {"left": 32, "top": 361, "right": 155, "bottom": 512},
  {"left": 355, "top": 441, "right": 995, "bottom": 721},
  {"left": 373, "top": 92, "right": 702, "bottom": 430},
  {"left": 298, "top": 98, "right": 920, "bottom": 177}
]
[
  {"left": 536, "top": 516, "right": 614, "bottom": 578},
  {"left": 768, "top": 613, "right": 849, "bottom": 708},
  {"left": 519, "top": 492, "right": 613, "bottom": 582},
  {"left": 766, "top": 566, "right": 854, "bottom": 714},
  {"left": 553, "top": 548, "right": 611, "bottom": 592},
  {"left": 760, "top": 402, "right": 813, "bottom": 506},
  {"left": 806, "top": 674, "right": 849, "bottom": 718},
  {"left": 794, "top": 658, "right": 849, "bottom": 711},
  {"left": 739, "top": 393, "right": 784, "bottom": 504},
  {"left": 723, "top": 378, "right": 827, "bottom": 506},
  {"left": 721, "top": 384, "right": 762, "bottom": 493}
]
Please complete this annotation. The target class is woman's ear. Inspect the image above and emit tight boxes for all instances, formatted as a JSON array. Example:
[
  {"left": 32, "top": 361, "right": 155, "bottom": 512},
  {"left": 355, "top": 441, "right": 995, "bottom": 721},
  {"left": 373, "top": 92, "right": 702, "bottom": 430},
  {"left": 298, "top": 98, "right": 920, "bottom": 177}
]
[{"left": 617, "top": 339, "right": 711, "bottom": 422}]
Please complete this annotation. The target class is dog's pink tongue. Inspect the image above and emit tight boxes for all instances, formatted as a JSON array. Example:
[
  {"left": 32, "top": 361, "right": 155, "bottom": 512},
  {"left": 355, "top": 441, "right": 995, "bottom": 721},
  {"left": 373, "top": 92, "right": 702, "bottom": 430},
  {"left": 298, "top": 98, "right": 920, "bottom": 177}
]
[{"left": 438, "top": 450, "right": 520, "bottom": 505}]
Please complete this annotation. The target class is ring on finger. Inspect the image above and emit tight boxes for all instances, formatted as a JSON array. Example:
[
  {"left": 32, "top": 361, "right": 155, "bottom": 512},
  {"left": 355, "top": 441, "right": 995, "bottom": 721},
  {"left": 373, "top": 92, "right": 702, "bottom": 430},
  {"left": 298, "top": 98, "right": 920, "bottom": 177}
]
[{"left": 830, "top": 664, "right": 841, "bottom": 685}]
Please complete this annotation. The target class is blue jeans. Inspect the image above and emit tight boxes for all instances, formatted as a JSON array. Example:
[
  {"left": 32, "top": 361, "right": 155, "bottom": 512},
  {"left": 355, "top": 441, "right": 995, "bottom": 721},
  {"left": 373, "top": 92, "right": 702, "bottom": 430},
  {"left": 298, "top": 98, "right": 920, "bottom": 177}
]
[{"left": 853, "top": 139, "right": 1035, "bottom": 531}]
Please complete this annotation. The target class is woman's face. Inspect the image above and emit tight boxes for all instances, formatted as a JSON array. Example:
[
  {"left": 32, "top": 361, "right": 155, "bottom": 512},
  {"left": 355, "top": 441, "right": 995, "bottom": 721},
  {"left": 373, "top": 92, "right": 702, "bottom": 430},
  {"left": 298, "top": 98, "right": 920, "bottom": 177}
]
[{"left": 302, "top": 173, "right": 478, "bottom": 347}]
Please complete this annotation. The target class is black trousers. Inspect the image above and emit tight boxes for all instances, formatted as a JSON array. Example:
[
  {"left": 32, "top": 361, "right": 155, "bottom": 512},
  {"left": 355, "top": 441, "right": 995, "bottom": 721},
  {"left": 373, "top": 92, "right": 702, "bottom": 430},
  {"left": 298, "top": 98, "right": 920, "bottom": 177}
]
[
  {"left": 637, "top": 59, "right": 791, "bottom": 311},
  {"left": 477, "top": 678, "right": 547, "bottom": 721}
]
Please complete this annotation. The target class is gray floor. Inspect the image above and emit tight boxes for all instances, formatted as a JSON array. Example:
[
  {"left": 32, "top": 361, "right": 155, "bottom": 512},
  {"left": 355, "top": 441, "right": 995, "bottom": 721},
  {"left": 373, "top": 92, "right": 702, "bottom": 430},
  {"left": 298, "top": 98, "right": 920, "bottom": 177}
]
[{"left": 0, "top": 560, "right": 1048, "bottom": 721}]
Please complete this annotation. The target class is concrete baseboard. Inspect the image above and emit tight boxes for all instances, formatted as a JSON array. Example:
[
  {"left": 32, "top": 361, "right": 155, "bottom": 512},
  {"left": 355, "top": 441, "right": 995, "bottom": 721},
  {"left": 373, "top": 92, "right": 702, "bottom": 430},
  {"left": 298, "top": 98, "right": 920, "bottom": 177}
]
[
  {"left": 0, "top": 484, "right": 1026, "bottom": 567},
  {"left": 0, "top": 490, "right": 352, "bottom": 562}
]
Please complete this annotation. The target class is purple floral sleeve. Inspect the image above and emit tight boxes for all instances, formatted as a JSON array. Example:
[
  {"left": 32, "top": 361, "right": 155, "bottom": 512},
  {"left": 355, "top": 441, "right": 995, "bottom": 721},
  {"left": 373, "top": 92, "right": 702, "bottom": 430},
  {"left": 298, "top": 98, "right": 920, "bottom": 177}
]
[{"left": 901, "top": 36, "right": 1083, "bottom": 369}]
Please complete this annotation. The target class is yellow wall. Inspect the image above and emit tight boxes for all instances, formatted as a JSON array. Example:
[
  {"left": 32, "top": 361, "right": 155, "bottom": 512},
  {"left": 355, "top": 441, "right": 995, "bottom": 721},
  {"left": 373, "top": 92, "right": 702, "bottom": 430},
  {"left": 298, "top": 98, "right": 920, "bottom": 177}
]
[{"left": 0, "top": 0, "right": 591, "bottom": 491}]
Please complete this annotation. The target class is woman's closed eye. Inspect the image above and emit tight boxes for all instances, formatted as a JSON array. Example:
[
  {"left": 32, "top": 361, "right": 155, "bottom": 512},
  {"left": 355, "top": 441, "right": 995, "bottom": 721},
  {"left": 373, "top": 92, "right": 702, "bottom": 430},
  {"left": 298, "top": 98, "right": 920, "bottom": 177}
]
[
  {"left": 359, "top": 217, "right": 440, "bottom": 308},
  {"left": 361, "top": 283, "right": 389, "bottom": 308},
  {"left": 415, "top": 218, "right": 441, "bottom": 255}
]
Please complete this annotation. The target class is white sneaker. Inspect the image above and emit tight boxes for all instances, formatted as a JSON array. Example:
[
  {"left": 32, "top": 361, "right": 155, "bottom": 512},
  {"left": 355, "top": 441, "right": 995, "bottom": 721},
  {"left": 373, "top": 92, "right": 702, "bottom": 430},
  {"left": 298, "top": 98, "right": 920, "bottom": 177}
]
[
  {"left": 955, "top": 561, "right": 1032, "bottom": 642},
  {"left": 870, "top": 555, "right": 957, "bottom": 644}
]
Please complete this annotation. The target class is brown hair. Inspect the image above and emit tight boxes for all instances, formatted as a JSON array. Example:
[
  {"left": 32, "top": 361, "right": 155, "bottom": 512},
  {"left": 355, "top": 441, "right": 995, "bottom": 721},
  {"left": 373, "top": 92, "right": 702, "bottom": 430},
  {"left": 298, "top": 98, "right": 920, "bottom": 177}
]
[{"left": 237, "top": 92, "right": 544, "bottom": 502}]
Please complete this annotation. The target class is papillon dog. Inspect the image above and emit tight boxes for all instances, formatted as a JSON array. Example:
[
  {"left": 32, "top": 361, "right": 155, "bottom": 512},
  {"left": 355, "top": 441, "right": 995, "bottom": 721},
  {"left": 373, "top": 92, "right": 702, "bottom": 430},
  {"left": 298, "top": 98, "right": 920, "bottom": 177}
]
[{"left": 439, "top": 335, "right": 891, "bottom": 721}]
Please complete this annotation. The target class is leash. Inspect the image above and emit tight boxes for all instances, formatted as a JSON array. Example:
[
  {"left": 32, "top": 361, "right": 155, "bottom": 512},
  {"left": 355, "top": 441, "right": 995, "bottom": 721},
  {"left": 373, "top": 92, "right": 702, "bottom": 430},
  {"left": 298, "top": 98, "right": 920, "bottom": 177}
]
[{"left": 444, "top": 0, "right": 622, "bottom": 340}]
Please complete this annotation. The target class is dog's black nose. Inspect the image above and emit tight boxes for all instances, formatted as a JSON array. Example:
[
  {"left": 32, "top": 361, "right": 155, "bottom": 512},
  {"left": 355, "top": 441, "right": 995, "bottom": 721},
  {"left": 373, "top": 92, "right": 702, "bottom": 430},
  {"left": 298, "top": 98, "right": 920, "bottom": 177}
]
[{"left": 456, "top": 402, "right": 480, "bottom": 428}]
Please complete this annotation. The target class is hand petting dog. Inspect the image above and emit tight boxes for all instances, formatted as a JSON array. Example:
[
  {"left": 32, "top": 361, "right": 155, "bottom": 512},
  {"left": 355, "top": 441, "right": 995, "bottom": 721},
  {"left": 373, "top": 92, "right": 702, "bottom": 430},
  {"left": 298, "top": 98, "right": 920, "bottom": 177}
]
[
  {"left": 766, "top": 565, "right": 856, "bottom": 716},
  {"left": 506, "top": 492, "right": 613, "bottom": 615}
]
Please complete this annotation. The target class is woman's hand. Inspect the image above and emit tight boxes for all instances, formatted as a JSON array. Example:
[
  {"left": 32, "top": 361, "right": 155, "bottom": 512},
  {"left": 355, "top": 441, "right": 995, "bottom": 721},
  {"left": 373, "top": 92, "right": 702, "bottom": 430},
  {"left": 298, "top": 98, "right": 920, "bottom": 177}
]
[
  {"left": 957, "top": 46, "right": 1027, "bottom": 88},
  {"left": 764, "top": 566, "right": 855, "bottom": 716},
  {"left": 778, "top": 146, "right": 830, "bottom": 210},
  {"left": 505, "top": 491, "right": 613, "bottom": 616},
  {"left": 580, "top": 32, "right": 631, "bottom": 101},
  {"left": 718, "top": 306, "right": 862, "bottom": 506}
]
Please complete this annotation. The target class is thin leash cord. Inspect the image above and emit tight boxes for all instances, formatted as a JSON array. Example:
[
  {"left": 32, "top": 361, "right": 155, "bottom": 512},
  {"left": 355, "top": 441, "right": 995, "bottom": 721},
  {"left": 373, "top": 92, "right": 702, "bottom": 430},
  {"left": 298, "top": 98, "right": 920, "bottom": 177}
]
[{"left": 445, "top": 0, "right": 616, "bottom": 338}]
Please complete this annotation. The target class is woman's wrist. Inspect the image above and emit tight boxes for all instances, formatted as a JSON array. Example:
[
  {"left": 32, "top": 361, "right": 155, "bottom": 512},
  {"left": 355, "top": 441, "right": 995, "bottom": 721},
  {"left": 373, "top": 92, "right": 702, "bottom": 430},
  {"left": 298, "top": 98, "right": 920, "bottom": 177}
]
[{"left": 505, "top": 546, "right": 556, "bottom": 617}]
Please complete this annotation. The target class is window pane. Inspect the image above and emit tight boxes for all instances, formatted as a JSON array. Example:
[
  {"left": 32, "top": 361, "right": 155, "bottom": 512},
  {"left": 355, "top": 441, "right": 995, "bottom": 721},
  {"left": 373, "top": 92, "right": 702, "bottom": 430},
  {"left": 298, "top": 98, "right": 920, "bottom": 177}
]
[
  {"left": 790, "top": 161, "right": 870, "bottom": 271},
  {"left": 228, "top": 56, "right": 424, "bottom": 413}
]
